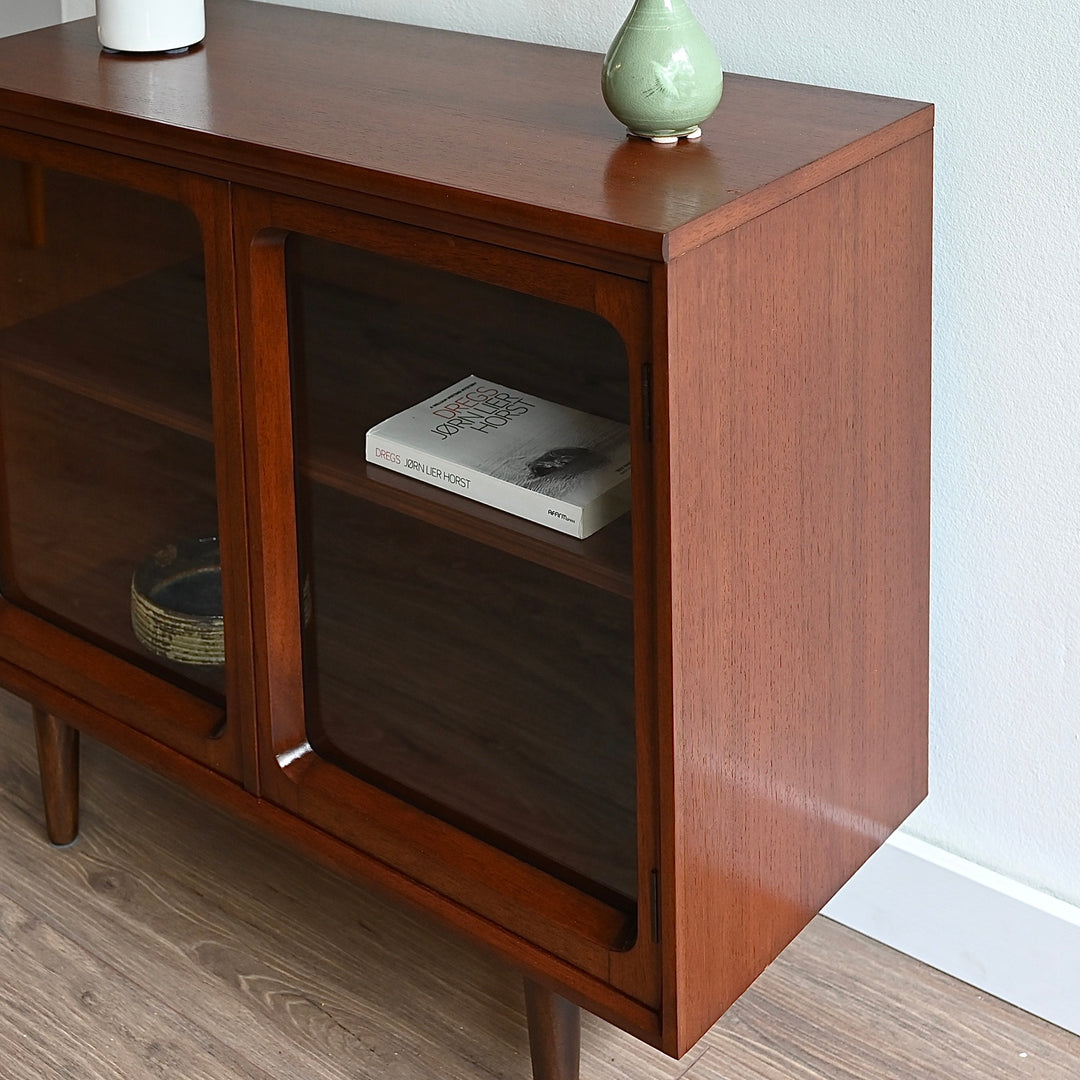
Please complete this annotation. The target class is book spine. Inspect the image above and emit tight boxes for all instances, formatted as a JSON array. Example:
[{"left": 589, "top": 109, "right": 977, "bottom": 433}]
[{"left": 365, "top": 434, "right": 587, "bottom": 537}]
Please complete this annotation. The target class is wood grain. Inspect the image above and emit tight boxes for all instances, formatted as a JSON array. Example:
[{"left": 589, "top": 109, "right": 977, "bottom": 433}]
[
  {"left": 659, "top": 130, "right": 933, "bottom": 1052},
  {"left": 0, "top": 890, "right": 266, "bottom": 1080},
  {"left": 0, "top": 691, "right": 676, "bottom": 1079},
  {"left": 0, "top": 1, "right": 931, "bottom": 261},
  {"left": 3, "top": 694, "right": 1078, "bottom": 1080}
]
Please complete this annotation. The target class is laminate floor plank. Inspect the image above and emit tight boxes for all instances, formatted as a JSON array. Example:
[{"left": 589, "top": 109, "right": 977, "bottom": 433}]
[
  {"left": 2, "top": 689, "right": 1078, "bottom": 1079},
  {"left": 0, "top": 889, "right": 272, "bottom": 1080},
  {"left": 686, "top": 917, "right": 1079, "bottom": 1079},
  {"left": 690, "top": 916, "right": 1079, "bottom": 1080},
  {"left": 0, "top": 751, "right": 371, "bottom": 1079},
  {"left": 0, "top": 713, "right": 520, "bottom": 1079}
]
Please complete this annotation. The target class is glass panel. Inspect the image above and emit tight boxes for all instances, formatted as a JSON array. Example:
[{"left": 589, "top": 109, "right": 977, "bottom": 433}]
[
  {"left": 0, "top": 156, "right": 223, "bottom": 701},
  {"left": 287, "top": 236, "right": 637, "bottom": 902}
]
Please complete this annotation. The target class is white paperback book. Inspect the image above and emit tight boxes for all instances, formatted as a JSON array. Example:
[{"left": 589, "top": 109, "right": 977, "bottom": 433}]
[{"left": 365, "top": 376, "right": 632, "bottom": 539}]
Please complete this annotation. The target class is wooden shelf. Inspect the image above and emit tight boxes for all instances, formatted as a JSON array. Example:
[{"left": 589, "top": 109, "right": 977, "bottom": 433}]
[
  {"left": 305, "top": 455, "right": 633, "bottom": 597},
  {"left": 287, "top": 238, "right": 636, "bottom": 593},
  {"left": 0, "top": 257, "right": 214, "bottom": 440},
  {"left": 0, "top": 258, "right": 634, "bottom": 595}
]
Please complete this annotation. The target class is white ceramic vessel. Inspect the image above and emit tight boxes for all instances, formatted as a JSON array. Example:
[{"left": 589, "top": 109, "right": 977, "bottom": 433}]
[{"left": 97, "top": 0, "right": 205, "bottom": 53}]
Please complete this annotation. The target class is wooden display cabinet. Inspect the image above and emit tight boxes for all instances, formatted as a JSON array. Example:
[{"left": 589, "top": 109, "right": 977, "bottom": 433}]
[{"left": 0, "top": 2, "right": 932, "bottom": 1075}]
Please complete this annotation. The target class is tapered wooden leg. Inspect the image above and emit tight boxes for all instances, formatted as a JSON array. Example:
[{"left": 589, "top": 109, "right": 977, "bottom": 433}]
[
  {"left": 32, "top": 707, "right": 80, "bottom": 846},
  {"left": 524, "top": 979, "right": 580, "bottom": 1080}
]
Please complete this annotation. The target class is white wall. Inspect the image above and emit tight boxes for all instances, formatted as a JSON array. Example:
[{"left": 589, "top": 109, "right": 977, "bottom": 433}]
[
  {"left": 0, "top": 0, "right": 63, "bottom": 37},
  {"left": 257, "top": 0, "right": 1080, "bottom": 910},
  {"left": 0, "top": 0, "right": 94, "bottom": 37},
  {"left": 61, "top": 0, "right": 95, "bottom": 20}
]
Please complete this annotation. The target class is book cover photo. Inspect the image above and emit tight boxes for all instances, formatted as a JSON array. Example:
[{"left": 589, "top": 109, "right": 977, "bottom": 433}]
[{"left": 365, "top": 376, "right": 632, "bottom": 539}]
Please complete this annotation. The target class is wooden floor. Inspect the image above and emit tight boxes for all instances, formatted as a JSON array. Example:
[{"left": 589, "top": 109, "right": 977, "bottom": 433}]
[{"left": 1, "top": 689, "right": 1077, "bottom": 1080}]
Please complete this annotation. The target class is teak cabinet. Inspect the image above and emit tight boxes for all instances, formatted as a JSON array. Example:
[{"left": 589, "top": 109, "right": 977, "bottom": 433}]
[{"left": 0, "top": 2, "right": 932, "bottom": 1074}]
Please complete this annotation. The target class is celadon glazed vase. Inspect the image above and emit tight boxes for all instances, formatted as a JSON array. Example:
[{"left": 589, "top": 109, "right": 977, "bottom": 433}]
[{"left": 601, "top": 0, "right": 724, "bottom": 144}]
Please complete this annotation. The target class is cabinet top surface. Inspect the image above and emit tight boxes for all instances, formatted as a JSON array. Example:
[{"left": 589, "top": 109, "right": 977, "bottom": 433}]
[{"left": 0, "top": 0, "right": 932, "bottom": 258}]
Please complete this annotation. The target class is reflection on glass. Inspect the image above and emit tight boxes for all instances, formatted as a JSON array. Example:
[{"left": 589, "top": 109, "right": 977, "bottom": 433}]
[
  {"left": 286, "top": 236, "right": 638, "bottom": 903},
  {"left": 0, "top": 157, "right": 223, "bottom": 701}
]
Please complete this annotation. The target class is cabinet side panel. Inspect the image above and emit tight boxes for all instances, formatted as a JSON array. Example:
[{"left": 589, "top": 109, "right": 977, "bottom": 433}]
[{"left": 661, "top": 131, "right": 932, "bottom": 1053}]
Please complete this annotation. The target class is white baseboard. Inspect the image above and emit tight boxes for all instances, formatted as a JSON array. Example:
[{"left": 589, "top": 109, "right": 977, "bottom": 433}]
[{"left": 822, "top": 831, "right": 1080, "bottom": 1035}]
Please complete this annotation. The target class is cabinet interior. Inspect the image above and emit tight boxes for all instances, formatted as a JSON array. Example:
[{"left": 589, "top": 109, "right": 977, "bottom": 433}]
[
  {"left": 0, "top": 160, "right": 223, "bottom": 701},
  {"left": 285, "top": 236, "right": 640, "bottom": 906}
]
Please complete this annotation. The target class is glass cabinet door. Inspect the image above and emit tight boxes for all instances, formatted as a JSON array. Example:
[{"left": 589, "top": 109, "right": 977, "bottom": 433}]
[
  {"left": 0, "top": 147, "right": 242, "bottom": 772},
  {"left": 288, "top": 237, "right": 638, "bottom": 900},
  {"left": 241, "top": 195, "right": 655, "bottom": 965}
]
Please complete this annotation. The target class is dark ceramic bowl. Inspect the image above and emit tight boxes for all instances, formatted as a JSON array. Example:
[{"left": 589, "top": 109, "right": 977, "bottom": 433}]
[{"left": 130, "top": 536, "right": 224, "bottom": 666}]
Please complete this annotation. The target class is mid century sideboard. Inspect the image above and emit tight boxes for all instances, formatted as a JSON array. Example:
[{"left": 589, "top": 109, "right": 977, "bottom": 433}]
[{"left": 0, "top": 2, "right": 932, "bottom": 1076}]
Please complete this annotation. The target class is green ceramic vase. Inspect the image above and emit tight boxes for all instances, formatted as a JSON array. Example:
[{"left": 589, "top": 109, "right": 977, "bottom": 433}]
[{"left": 601, "top": 0, "right": 724, "bottom": 143}]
